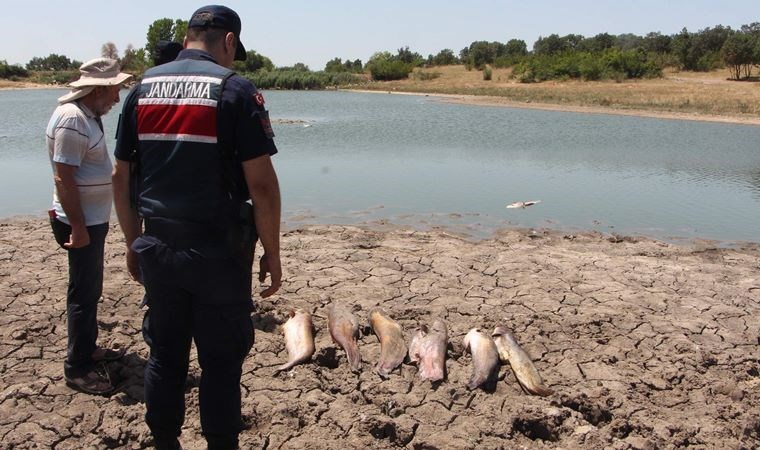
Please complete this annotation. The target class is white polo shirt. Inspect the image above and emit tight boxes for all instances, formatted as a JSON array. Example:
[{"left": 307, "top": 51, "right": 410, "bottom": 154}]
[{"left": 46, "top": 101, "right": 113, "bottom": 226}]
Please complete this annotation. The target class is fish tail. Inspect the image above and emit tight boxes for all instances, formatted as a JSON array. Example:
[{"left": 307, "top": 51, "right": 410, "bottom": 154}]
[
  {"left": 528, "top": 384, "right": 554, "bottom": 397},
  {"left": 274, "top": 360, "right": 296, "bottom": 373}
]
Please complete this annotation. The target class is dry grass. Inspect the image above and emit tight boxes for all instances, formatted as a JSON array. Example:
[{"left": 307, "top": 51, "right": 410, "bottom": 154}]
[{"left": 354, "top": 65, "right": 760, "bottom": 121}]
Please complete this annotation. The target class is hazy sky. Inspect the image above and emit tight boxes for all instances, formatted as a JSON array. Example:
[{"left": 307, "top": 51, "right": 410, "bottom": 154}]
[{"left": 2, "top": 1, "right": 758, "bottom": 69}]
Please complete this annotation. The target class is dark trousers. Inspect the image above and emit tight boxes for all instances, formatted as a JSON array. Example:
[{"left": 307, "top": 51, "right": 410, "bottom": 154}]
[
  {"left": 134, "top": 233, "right": 254, "bottom": 448},
  {"left": 50, "top": 218, "right": 109, "bottom": 378}
]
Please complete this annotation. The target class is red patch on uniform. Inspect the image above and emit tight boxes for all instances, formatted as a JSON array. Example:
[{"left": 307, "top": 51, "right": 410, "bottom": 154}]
[{"left": 254, "top": 92, "right": 265, "bottom": 106}]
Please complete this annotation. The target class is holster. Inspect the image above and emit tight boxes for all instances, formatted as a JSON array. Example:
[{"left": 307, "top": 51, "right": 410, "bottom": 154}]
[{"left": 227, "top": 202, "right": 258, "bottom": 264}]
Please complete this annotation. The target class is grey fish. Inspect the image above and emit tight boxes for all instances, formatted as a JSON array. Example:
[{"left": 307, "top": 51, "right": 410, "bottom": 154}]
[
  {"left": 492, "top": 325, "right": 553, "bottom": 396},
  {"left": 369, "top": 308, "right": 407, "bottom": 378},
  {"left": 408, "top": 320, "right": 448, "bottom": 382},
  {"left": 462, "top": 328, "right": 500, "bottom": 390},
  {"left": 275, "top": 308, "right": 315, "bottom": 372},
  {"left": 328, "top": 302, "right": 361, "bottom": 372}
]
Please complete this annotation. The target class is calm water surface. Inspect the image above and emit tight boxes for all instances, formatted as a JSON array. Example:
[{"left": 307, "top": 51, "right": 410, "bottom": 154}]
[{"left": 2, "top": 88, "right": 759, "bottom": 244}]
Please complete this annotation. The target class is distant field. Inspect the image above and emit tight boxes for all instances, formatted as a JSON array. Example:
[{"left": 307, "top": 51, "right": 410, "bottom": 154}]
[
  {"left": 4, "top": 65, "right": 759, "bottom": 123},
  {"left": 353, "top": 65, "right": 760, "bottom": 122}
]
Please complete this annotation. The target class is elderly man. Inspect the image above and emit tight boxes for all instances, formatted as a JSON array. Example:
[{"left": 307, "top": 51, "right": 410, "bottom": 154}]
[{"left": 45, "top": 58, "right": 132, "bottom": 395}]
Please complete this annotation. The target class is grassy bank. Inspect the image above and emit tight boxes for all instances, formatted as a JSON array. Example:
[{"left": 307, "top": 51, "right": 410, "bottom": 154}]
[{"left": 351, "top": 65, "right": 760, "bottom": 119}]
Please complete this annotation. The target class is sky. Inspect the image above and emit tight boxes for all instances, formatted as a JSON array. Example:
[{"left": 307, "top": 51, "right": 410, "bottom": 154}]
[{"left": 2, "top": 1, "right": 758, "bottom": 69}]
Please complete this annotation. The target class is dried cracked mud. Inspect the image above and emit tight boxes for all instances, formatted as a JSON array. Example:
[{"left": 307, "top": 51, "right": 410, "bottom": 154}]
[{"left": 1, "top": 218, "right": 759, "bottom": 449}]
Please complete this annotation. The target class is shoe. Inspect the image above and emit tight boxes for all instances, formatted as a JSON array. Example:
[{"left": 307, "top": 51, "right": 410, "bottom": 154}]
[
  {"left": 153, "top": 436, "right": 182, "bottom": 450},
  {"left": 65, "top": 368, "right": 115, "bottom": 395},
  {"left": 92, "top": 347, "right": 126, "bottom": 362}
]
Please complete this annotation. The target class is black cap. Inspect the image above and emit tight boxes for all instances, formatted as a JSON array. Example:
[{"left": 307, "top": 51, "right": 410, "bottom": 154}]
[
  {"left": 154, "top": 40, "right": 183, "bottom": 66},
  {"left": 188, "top": 5, "right": 247, "bottom": 61}
]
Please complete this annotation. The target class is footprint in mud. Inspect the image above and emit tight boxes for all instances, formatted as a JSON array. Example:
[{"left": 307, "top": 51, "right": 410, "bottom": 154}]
[
  {"left": 557, "top": 393, "right": 613, "bottom": 426},
  {"left": 512, "top": 409, "right": 570, "bottom": 442},
  {"left": 314, "top": 347, "right": 340, "bottom": 369}
]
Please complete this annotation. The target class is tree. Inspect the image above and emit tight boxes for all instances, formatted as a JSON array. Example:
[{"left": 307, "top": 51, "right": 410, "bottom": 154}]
[
  {"left": 721, "top": 32, "right": 754, "bottom": 79},
  {"left": 0, "top": 60, "right": 28, "bottom": 79},
  {"left": 533, "top": 34, "right": 567, "bottom": 55},
  {"left": 395, "top": 47, "right": 424, "bottom": 66},
  {"left": 346, "top": 59, "right": 363, "bottom": 72},
  {"left": 26, "top": 54, "right": 78, "bottom": 71},
  {"left": 146, "top": 18, "right": 178, "bottom": 63},
  {"left": 120, "top": 44, "right": 147, "bottom": 73},
  {"left": 504, "top": 39, "right": 528, "bottom": 57},
  {"left": 643, "top": 32, "right": 672, "bottom": 54},
  {"left": 173, "top": 19, "right": 188, "bottom": 43},
  {"left": 101, "top": 42, "right": 119, "bottom": 59},
  {"left": 233, "top": 50, "right": 274, "bottom": 73},
  {"left": 616, "top": 33, "right": 644, "bottom": 51},
  {"left": 578, "top": 33, "right": 616, "bottom": 53},
  {"left": 366, "top": 51, "right": 412, "bottom": 80},
  {"left": 561, "top": 34, "right": 585, "bottom": 51},
  {"left": 429, "top": 49, "right": 458, "bottom": 66},
  {"left": 671, "top": 28, "right": 692, "bottom": 69},
  {"left": 325, "top": 57, "right": 344, "bottom": 72}
]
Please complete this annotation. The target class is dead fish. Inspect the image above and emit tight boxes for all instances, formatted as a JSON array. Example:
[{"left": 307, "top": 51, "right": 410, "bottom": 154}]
[
  {"left": 328, "top": 302, "right": 361, "bottom": 372},
  {"left": 462, "top": 328, "right": 500, "bottom": 390},
  {"left": 274, "top": 308, "right": 315, "bottom": 373},
  {"left": 506, "top": 200, "right": 541, "bottom": 209},
  {"left": 369, "top": 308, "right": 407, "bottom": 378},
  {"left": 492, "top": 325, "right": 554, "bottom": 396},
  {"left": 408, "top": 320, "right": 448, "bottom": 382}
]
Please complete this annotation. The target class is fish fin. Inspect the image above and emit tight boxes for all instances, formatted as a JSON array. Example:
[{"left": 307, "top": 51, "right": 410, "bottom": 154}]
[
  {"left": 514, "top": 371, "right": 554, "bottom": 396},
  {"left": 274, "top": 361, "right": 295, "bottom": 373}
]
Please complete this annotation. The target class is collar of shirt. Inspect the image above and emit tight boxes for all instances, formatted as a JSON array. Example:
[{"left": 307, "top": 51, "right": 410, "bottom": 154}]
[
  {"left": 75, "top": 101, "right": 96, "bottom": 119},
  {"left": 176, "top": 48, "right": 219, "bottom": 64}
]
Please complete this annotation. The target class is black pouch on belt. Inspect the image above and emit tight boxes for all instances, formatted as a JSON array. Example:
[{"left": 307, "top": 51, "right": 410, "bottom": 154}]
[{"left": 227, "top": 202, "right": 258, "bottom": 263}]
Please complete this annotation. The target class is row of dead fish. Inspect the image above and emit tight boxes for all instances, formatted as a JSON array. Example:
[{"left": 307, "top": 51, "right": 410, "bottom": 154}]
[{"left": 275, "top": 303, "right": 553, "bottom": 396}]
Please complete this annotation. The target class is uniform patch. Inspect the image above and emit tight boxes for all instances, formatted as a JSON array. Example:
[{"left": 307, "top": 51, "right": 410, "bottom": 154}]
[
  {"left": 254, "top": 92, "right": 265, "bottom": 106},
  {"left": 258, "top": 111, "right": 275, "bottom": 139}
]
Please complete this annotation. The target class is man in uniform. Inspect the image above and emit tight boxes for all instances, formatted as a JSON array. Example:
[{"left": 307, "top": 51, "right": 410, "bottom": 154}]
[
  {"left": 112, "top": 5, "right": 282, "bottom": 449},
  {"left": 46, "top": 58, "right": 132, "bottom": 395}
]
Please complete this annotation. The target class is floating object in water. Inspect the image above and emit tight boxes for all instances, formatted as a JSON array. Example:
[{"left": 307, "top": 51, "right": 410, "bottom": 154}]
[{"left": 506, "top": 200, "right": 542, "bottom": 209}]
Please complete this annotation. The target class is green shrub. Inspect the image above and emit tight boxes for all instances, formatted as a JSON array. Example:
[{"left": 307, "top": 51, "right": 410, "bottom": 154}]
[
  {"left": 483, "top": 66, "right": 492, "bottom": 80},
  {"left": 367, "top": 59, "right": 412, "bottom": 81},
  {"left": 411, "top": 70, "right": 441, "bottom": 81},
  {"left": 243, "top": 70, "right": 361, "bottom": 90},
  {"left": 0, "top": 60, "right": 28, "bottom": 79},
  {"left": 513, "top": 49, "right": 662, "bottom": 82}
]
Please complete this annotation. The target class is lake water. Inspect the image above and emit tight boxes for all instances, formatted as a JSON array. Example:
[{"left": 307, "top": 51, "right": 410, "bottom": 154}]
[{"left": 2, "top": 88, "right": 759, "bottom": 244}]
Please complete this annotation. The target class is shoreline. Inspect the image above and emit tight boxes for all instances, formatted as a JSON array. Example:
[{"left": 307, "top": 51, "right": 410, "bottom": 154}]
[
  {"left": 3, "top": 212, "right": 758, "bottom": 250},
  {"left": 1, "top": 217, "right": 758, "bottom": 448},
  {"left": 345, "top": 88, "right": 760, "bottom": 126},
  {"left": 3, "top": 81, "right": 758, "bottom": 126}
]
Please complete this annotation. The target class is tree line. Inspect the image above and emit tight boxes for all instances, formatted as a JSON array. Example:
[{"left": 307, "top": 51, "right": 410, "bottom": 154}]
[{"left": 3, "top": 20, "right": 758, "bottom": 87}]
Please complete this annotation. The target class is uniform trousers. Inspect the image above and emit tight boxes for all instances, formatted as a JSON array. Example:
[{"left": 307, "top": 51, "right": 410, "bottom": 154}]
[{"left": 133, "top": 228, "right": 254, "bottom": 449}]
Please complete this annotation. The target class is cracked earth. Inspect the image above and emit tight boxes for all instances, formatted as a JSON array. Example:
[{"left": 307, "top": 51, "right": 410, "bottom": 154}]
[{"left": 1, "top": 218, "right": 759, "bottom": 449}]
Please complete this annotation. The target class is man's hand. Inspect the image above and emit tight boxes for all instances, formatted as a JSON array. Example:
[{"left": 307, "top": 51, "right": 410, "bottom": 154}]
[
  {"left": 258, "top": 253, "right": 282, "bottom": 297},
  {"left": 126, "top": 248, "right": 143, "bottom": 284},
  {"left": 64, "top": 225, "right": 90, "bottom": 249}
]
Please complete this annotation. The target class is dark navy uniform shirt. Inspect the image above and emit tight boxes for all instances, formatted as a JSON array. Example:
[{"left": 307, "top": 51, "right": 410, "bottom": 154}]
[{"left": 115, "top": 49, "right": 277, "bottom": 217}]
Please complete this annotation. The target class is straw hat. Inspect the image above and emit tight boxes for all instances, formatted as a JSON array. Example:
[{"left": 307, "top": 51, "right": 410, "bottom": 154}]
[{"left": 58, "top": 58, "right": 133, "bottom": 104}]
